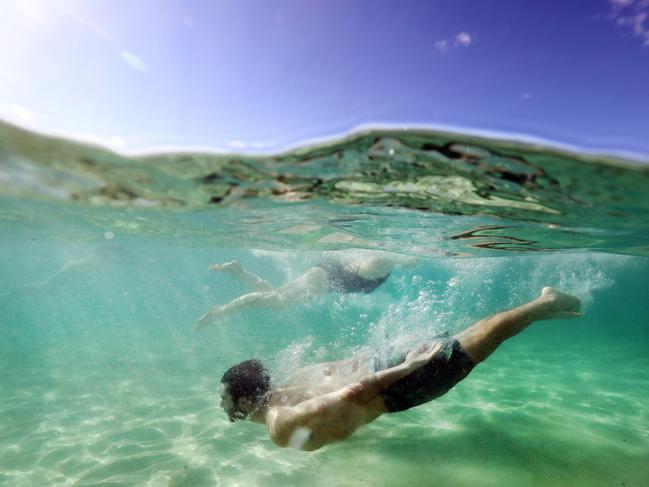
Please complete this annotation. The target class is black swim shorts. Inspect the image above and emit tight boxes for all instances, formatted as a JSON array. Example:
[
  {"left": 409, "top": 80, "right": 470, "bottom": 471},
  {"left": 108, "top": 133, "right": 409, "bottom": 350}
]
[
  {"left": 315, "top": 259, "right": 389, "bottom": 294},
  {"left": 380, "top": 339, "right": 475, "bottom": 413}
]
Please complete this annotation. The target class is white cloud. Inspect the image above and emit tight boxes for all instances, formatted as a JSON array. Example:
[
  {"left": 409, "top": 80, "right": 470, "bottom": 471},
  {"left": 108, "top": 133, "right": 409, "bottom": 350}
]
[
  {"left": 434, "top": 32, "right": 473, "bottom": 53},
  {"left": 249, "top": 141, "right": 276, "bottom": 149},
  {"left": 121, "top": 51, "right": 148, "bottom": 72},
  {"left": 434, "top": 39, "right": 449, "bottom": 53},
  {"left": 607, "top": 0, "right": 649, "bottom": 46},
  {"left": 228, "top": 140, "right": 246, "bottom": 149},
  {"left": 454, "top": 32, "right": 472, "bottom": 47}
]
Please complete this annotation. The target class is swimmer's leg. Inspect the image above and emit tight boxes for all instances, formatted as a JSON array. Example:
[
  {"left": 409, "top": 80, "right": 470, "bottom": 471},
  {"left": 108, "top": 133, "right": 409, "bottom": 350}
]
[
  {"left": 455, "top": 287, "right": 582, "bottom": 364},
  {"left": 194, "top": 267, "right": 329, "bottom": 331},
  {"left": 208, "top": 260, "right": 273, "bottom": 292}
]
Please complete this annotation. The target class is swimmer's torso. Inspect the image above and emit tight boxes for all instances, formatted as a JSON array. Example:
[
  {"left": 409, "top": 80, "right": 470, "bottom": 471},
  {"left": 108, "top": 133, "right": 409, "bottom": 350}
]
[
  {"left": 266, "top": 352, "right": 391, "bottom": 450},
  {"left": 273, "top": 356, "right": 372, "bottom": 406}
]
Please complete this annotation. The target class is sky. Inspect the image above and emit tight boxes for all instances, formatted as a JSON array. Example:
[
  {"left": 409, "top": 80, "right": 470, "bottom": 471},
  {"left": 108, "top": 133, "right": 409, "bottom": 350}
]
[{"left": 1, "top": 0, "right": 648, "bottom": 158}]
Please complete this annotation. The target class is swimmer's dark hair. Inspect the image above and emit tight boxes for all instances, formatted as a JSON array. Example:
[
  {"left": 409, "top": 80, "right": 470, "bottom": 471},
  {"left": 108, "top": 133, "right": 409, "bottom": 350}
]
[{"left": 221, "top": 359, "right": 271, "bottom": 409}]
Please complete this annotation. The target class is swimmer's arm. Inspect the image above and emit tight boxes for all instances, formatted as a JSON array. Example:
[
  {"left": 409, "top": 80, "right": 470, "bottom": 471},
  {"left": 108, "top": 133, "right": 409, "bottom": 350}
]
[
  {"left": 266, "top": 389, "right": 349, "bottom": 449},
  {"left": 345, "top": 341, "right": 443, "bottom": 403}
]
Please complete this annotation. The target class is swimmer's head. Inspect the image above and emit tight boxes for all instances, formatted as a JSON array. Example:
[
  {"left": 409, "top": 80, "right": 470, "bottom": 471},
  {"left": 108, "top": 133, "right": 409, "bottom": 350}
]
[{"left": 220, "top": 359, "right": 271, "bottom": 422}]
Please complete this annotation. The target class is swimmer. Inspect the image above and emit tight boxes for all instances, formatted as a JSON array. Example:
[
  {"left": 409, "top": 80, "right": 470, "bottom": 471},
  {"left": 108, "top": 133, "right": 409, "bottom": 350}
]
[
  {"left": 218, "top": 287, "right": 581, "bottom": 451},
  {"left": 194, "top": 252, "right": 416, "bottom": 331}
]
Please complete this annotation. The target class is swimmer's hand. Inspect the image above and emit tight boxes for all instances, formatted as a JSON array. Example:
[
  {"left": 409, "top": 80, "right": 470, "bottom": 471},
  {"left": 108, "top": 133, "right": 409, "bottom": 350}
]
[
  {"left": 345, "top": 342, "right": 444, "bottom": 404},
  {"left": 193, "top": 307, "right": 219, "bottom": 331},
  {"left": 404, "top": 341, "right": 444, "bottom": 369}
]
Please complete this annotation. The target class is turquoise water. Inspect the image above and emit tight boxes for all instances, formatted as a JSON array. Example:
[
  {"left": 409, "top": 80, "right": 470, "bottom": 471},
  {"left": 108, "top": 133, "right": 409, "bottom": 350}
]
[{"left": 1, "top": 123, "right": 649, "bottom": 486}]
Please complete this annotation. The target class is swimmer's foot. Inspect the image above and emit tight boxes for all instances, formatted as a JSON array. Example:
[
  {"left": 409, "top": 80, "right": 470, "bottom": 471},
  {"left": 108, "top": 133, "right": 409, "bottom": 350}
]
[
  {"left": 537, "top": 287, "right": 582, "bottom": 320},
  {"left": 208, "top": 260, "right": 242, "bottom": 275}
]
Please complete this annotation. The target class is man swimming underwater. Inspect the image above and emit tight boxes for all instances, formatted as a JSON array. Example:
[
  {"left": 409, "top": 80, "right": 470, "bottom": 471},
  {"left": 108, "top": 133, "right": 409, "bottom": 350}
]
[
  {"left": 218, "top": 287, "right": 581, "bottom": 451},
  {"left": 194, "top": 252, "right": 416, "bottom": 331}
]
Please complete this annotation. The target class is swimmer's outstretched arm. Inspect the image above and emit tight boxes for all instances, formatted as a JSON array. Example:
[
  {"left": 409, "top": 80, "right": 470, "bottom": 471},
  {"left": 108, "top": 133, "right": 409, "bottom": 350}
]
[
  {"left": 194, "top": 267, "right": 329, "bottom": 331},
  {"left": 194, "top": 290, "right": 290, "bottom": 331}
]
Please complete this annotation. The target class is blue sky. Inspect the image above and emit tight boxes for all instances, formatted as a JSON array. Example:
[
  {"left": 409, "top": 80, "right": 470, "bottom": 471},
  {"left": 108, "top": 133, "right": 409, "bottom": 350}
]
[{"left": 1, "top": 0, "right": 648, "bottom": 157}]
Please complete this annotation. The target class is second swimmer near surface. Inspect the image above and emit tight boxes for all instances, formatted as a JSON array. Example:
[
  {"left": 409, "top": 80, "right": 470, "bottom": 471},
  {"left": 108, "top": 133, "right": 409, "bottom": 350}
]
[{"left": 194, "top": 253, "right": 416, "bottom": 331}]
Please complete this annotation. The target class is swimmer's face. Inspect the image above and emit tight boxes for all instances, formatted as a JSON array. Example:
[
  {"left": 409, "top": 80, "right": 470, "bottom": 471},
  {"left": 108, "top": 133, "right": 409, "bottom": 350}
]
[
  {"left": 219, "top": 383, "right": 252, "bottom": 422},
  {"left": 219, "top": 383, "right": 239, "bottom": 422}
]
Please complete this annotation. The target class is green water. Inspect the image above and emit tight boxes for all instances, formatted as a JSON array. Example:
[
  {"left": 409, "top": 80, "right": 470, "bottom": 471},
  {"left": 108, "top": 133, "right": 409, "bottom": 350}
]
[{"left": 1, "top": 123, "right": 648, "bottom": 486}]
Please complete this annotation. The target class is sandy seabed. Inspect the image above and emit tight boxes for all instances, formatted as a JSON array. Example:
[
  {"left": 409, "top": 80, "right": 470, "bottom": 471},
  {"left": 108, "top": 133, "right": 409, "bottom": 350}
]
[{"left": 1, "top": 338, "right": 647, "bottom": 487}]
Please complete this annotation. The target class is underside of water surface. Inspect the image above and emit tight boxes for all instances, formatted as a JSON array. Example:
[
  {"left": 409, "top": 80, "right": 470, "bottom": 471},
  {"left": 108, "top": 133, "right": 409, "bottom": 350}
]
[
  {"left": 2, "top": 120, "right": 649, "bottom": 256},
  {"left": 1, "top": 122, "right": 648, "bottom": 486}
]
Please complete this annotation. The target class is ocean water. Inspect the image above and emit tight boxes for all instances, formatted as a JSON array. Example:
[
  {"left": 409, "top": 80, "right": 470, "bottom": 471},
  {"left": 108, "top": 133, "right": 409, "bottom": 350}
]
[{"left": 1, "top": 121, "right": 648, "bottom": 487}]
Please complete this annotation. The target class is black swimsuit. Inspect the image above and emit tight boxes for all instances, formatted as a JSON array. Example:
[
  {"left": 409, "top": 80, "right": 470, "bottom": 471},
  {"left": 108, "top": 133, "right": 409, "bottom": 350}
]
[
  {"left": 315, "top": 260, "right": 389, "bottom": 294},
  {"left": 380, "top": 339, "right": 475, "bottom": 413}
]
